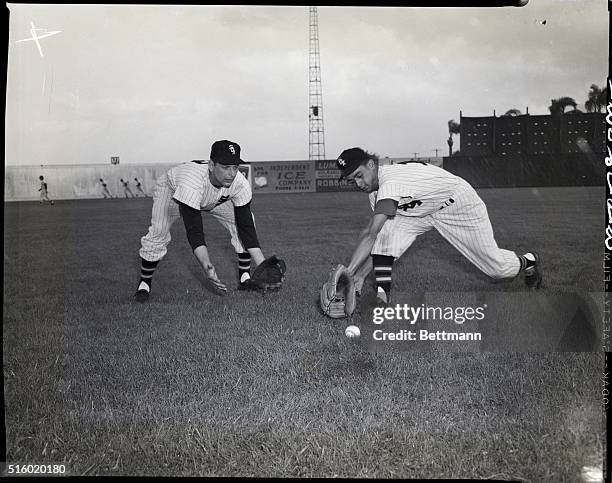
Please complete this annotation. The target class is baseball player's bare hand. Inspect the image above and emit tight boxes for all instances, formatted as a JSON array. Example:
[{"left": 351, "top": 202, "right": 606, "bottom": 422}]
[
  {"left": 203, "top": 264, "right": 228, "bottom": 295},
  {"left": 354, "top": 274, "right": 365, "bottom": 294}
]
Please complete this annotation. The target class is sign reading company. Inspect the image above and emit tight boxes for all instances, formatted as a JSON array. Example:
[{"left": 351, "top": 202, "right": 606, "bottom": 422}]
[
  {"left": 315, "top": 159, "right": 360, "bottom": 192},
  {"left": 251, "top": 161, "right": 316, "bottom": 193}
]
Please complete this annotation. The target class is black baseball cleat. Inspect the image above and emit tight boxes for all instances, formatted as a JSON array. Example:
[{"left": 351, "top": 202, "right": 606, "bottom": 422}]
[
  {"left": 134, "top": 290, "right": 149, "bottom": 302},
  {"left": 238, "top": 278, "right": 254, "bottom": 290},
  {"left": 134, "top": 281, "right": 151, "bottom": 302},
  {"left": 524, "top": 252, "right": 542, "bottom": 289}
]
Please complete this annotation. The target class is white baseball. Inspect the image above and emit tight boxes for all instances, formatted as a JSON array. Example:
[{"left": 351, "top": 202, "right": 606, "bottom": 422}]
[{"left": 345, "top": 325, "right": 360, "bottom": 338}]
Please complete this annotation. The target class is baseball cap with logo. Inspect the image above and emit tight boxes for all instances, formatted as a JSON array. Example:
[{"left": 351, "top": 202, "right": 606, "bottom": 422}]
[
  {"left": 337, "top": 147, "right": 369, "bottom": 180},
  {"left": 210, "top": 140, "right": 243, "bottom": 165}
]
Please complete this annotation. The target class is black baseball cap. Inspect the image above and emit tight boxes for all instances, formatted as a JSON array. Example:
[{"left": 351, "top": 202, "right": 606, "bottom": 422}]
[
  {"left": 337, "top": 147, "right": 369, "bottom": 180},
  {"left": 210, "top": 140, "right": 243, "bottom": 165}
]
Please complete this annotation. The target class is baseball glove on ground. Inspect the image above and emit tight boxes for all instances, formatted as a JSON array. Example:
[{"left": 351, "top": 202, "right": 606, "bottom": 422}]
[
  {"left": 320, "top": 264, "right": 357, "bottom": 319},
  {"left": 248, "top": 255, "right": 286, "bottom": 293}
]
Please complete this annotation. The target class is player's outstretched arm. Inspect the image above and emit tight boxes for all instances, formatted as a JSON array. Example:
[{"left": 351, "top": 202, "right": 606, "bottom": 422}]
[
  {"left": 234, "top": 203, "right": 265, "bottom": 267},
  {"left": 353, "top": 256, "right": 373, "bottom": 293},
  {"left": 178, "top": 201, "right": 227, "bottom": 295},
  {"left": 193, "top": 245, "right": 227, "bottom": 295},
  {"left": 346, "top": 213, "right": 389, "bottom": 276},
  {"left": 247, "top": 247, "right": 265, "bottom": 267},
  {"left": 234, "top": 202, "right": 285, "bottom": 292}
]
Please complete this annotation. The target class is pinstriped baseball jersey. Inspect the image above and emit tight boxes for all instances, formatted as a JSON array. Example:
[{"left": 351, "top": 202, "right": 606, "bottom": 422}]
[
  {"left": 371, "top": 178, "right": 520, "bottom": 278},
  {"left": 139, "top": 161, "right": 253, "bottom": 262},
  {"left": 167, "top": 162, "right": 251, "bottom": 211},
  {"left": 369, "top": 164, "right": 460, "bottom": 217}
]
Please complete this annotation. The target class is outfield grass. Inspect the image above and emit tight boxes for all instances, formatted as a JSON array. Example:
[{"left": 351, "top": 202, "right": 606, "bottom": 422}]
[{"left": 3, "top": 186, "right": 606, "bottom": 479}]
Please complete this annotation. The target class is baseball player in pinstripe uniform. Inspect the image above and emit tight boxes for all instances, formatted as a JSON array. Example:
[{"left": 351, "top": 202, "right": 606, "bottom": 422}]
[
  {"left": 134, "top": 140, "right": 267, "bottom": 302},
  {"left": 335, "top": 147, "right": 542, "bottom": 304}
]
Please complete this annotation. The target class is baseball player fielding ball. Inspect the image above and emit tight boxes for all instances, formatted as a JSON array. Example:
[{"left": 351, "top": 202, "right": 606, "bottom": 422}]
[
  {"left": 319, "top": 147, "right": 542, "bottom": 313},
  {"left": 134, "top": 139, "right": 285, "bottom": 302}
]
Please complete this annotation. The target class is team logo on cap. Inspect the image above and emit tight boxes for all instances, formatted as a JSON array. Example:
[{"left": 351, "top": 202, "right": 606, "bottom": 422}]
[
  {"left": 338, "top": 157, "right": 346, "bottom": 166},
  {"left": 229, "top": 144, "right": 236, "bottom": 155}
]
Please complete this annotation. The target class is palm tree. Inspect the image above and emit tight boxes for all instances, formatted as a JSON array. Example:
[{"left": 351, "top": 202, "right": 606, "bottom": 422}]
[
  {"left": 548, "top": 97, "right": 578, "bottom": 115},
  {"left": 502, "top": 109, "right": 522, "bottom": 116},
  {"left": 598, "top": 85, "right": 608, "bottom": 108},
  {"left": 447, "top": 119, "right": 460, "bottom": 156},
  {"left": 585, "top": 84, "right": 608, "bottom": 113}
]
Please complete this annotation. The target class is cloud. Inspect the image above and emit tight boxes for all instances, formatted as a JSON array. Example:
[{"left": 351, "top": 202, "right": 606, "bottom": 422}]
[{"left": 5, "top": 2, "right": 608, "bottom": 165}]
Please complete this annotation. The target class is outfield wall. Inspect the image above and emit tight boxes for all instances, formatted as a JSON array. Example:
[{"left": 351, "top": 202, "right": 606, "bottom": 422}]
[
  {"left": 443, "top": 153, "right": 604, "bottom": 188},
  {"left": 9, "top": 153, "right": 596, "bottom": 201},
  {"left": 5, "top": 160, "right": 358, "bottom": 201},
  {"left": 4, "top": 163, "right": 254, "bottom": 201},
  {"left": 4, "top": 164, "right": 176, "bottom": 201}
]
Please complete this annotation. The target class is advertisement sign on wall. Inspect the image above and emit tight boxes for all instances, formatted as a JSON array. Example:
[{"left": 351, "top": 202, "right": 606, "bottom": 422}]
[
  {"left": 251, "top": 161, "right": 316, "bottom": 193},
  {"left": 315, "top": 159, "right": 360, "bottom": 192}
]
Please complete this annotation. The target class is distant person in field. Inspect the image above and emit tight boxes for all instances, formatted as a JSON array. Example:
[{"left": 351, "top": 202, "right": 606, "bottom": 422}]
[
  {"left": 134, "top": 177, "right": 147, "bottom": 197},
  {"left": 99, "top": 178, "right": 113, "bottom": 198},
  {"left": 120, "top": 178, "right": 135, "bottom": 198},
  {"left": 333, "top": 147, "right": 542, "bottom": 305},
  {"left": 134, "top": 140, "right": 273, "bottom": 302},
  {"left": 38, "top": 176, "right": 54, "bottom": 205}
]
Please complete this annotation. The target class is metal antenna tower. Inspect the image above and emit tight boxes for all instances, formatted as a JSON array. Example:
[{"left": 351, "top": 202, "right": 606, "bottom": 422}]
[{"left": 308, "top": 7, "right": 325, "bottom": 160}]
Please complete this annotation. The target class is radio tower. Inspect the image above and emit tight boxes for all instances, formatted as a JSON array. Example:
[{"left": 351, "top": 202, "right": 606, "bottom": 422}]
[{"left": 309, "top": 7, "right": 325, "bottom": 160}]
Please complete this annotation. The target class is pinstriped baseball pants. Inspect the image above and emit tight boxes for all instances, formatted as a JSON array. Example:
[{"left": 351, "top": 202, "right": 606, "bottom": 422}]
[
  {"left": 372, "top": 179, "right": 520, "bottom": 279},
  {"left": 139, "top": 174, "right": 247, "bottom": 262}
]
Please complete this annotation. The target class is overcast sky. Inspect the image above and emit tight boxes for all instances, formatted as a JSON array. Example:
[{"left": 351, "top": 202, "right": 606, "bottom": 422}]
[{"left": 5, "top": 2, "right": 608, "bottom": 165}]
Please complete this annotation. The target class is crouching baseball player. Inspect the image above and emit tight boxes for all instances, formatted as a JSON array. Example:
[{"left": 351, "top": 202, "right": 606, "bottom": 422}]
[
  {"left": 332, "top": 147, "right": 542, "bottom": 306},
  {"left": 134, "top": 140, "right": 274, "bottom": 302}
]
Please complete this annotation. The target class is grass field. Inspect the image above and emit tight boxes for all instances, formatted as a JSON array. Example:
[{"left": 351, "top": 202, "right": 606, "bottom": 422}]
[{"left": 3, "top": 186, "right": 606, "bottom": 479}]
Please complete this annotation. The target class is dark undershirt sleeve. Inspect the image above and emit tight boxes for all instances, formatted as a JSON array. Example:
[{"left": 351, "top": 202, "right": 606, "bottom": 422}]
[
  {"left": 234, "top": 202, "right": 260, "bottom": 249},
  {"left": 177, "top": 201, "right": 206, "bottom": 250},
  {"left": 374, "top": 198, "right": 398, "bottom": 217}
]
